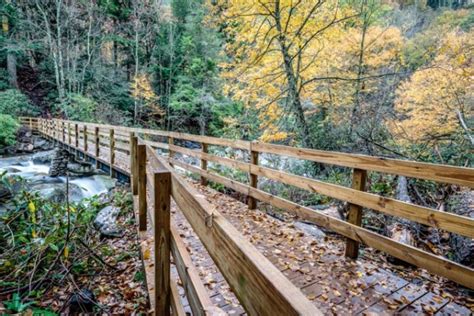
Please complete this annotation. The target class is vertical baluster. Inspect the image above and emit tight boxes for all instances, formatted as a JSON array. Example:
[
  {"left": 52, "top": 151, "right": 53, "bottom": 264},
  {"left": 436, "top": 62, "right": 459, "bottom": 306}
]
[
  {"left": 154, "top": 170, "right": 171, "bottom": 316},
  {"left": 248, "top": 141, "right": 259, "bottom": 210},
  {"left": 137, "top": 143, "right": 147, "bottom": 230},
  {"left": 345, "top": 168, "right": 368, "bottom": 259},
  {"left": 200, "top": 142, "right": 208, "bottom": 186}
]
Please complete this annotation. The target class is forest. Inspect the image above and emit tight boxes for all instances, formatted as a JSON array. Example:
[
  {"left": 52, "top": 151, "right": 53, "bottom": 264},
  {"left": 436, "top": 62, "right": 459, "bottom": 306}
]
[
  {"left": 0, "top": 0, "right": 471, "bottom": 164},
  {"left": 0, "top": 0, "right": 473, "bottom": 314}
]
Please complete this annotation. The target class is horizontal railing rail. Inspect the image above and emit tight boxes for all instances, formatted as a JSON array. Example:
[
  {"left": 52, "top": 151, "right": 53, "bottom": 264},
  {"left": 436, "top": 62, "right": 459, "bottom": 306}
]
[{"left": 24, "top": 117, "right": 474, "bottom": 293}]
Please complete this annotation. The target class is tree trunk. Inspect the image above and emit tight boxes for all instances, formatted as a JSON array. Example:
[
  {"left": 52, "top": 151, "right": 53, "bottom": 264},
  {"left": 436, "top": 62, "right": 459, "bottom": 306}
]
[
  {"left": 3, "top": 0, "right": 18, "bottom": 88},
  {"left": 389, "top": 176, "right": 415, "bottom": 250},
  {"left": 273, "top": 1, "right": 313, "bottom": 149}
]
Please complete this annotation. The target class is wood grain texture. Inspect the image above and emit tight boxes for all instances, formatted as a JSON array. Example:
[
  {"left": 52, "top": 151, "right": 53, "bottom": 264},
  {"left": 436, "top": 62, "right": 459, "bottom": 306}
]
[
  {"left": 154, "top": 171, "right": 171, "bottom": 316},
  {"left": 345, "top": 169, "right": 368, "bottom": 259}
]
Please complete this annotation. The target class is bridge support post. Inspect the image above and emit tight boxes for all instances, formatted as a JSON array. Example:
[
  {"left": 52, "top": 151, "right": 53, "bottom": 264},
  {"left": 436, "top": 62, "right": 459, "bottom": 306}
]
[
  {"left": 168, "top": 137, "right": 174, "bottom": 167},
  {"left": 83, "top": 125, "right": 88, "bottom": 153},
  {"left": 248, "top": 141, "right": 259, "bottom": 210},
  {"left": 138, "top": 143, "right": 147, "bottom": 231},
  {"left": 74, "top": 124, "right": 79, "bottom": 159},
  {"left": 95, "top": 127, "right": 100, "bottom": 169},
  {"left": 345, "top": 168, "right": 368, "bottom": 259},
  {"left": 154, "top": 170, "right": 171, "bottom": 316},
  {"left": 130, "top": 134, "right": 138, "bottom": 195},
  {"left": 109, "top": 129, "right": 115, "bottom": 177},
  {"left": 200, "top": 142, "right": 208, "bottom": 186}
]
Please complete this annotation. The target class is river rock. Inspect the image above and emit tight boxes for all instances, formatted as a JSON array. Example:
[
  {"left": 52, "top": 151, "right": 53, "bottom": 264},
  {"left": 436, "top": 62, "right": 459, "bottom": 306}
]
[
  {"left": 32, "top": 150, "right": 55, "bottom": 164},
  {"left": 94, "top": 205, "right": 122, "bottom": 238},
  {"left": 294, "top": 221, "right": 326, "bottom": 239},
  {"left": 31, "top": 182, "right": 84, "bottom": 203}
]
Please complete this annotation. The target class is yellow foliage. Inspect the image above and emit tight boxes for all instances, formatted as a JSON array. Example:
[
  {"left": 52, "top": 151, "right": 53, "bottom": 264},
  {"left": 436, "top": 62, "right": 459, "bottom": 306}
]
[
  {"left": 393, "top": 30, "right": 473, "bottom": 143},
  {"left": 131, "top": 74, "right": 165, "bottom": 117}
]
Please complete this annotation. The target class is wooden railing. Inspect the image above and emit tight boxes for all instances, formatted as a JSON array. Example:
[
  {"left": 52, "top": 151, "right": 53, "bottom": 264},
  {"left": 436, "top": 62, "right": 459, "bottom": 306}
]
[{"left": 20, "top": 117, "right": 474, "bottom": 307}]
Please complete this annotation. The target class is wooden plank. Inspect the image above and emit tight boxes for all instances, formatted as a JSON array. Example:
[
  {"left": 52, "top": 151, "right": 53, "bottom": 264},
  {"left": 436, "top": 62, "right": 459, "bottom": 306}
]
[
  {"left": 201, "top": 143, "right": 208, "bottom": 186},
  {"left": 170, "top": 225, "right": 218, "bottom": 316},
  {"left": 161, "top": 158, "right": 322, "bottom": 315},
  {"left": 145, "top": 140, "right": 170, "bottom": 150},
  {"left": 169, "top": 158, "right": 474, "bottom": 289},
  {"left": 95, "top": 127, "right": 100, "bottom": 169},
  {"left": 252, "top": 141, "right": 474, "bottom": 188},
  {"left": 138, "top": 144, "right": 147, "bottom": 231},
  {"left": 168, "top": 131, "right": 250, "bottom": 151},
  {"left": 345, "top": 168, "right": 367, "bottom": 259},
  {"left": 248, "top": 142, "right": 259, "bottom": 210},
  {"left": 109, "top": 129, "right": 115, "bottom": 177},
  {"left": 170, "top": 279, "right": 186, "bottom": 316},
  {"left": 130, "top": 134, "right": 138, "bottom": 195},
  {"left": 83, "top": 125, "right": 88, "bottom": 152},
  {"left": 154, "top": 171, "right": 171, "bottom": 316}
]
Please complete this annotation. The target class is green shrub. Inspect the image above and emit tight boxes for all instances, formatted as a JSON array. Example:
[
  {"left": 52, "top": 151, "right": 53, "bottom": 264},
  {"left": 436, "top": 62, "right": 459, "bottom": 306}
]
[
  {"left": 0, "top": 89, "right": 39, "bottom": 117},
  {"left": 0, "top": 114, "right": 19, "bottom": 147},
  {"left": 59, "top": 93, "right": 97, "bottom": 122}
]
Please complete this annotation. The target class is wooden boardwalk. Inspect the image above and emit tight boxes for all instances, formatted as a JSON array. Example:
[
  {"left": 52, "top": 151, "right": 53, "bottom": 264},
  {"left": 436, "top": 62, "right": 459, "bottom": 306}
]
[{"left": 64, "top": 139, "right": 471, "bottom": 315}]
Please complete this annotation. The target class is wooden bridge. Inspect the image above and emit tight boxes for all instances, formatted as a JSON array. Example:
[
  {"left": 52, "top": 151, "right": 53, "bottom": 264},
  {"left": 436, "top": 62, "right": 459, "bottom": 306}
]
[{"left": 20, "top": 117, "right": 474, "bottom": 315}]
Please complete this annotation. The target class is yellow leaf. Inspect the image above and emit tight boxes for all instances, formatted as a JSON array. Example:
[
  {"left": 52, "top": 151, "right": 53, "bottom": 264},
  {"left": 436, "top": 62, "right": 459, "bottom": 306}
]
[
  {"left": 28, "top": 201, "right": 36, "bottom": 213},
  {"left": 64, "top": 246, "right": 69, "bottom": 259},
  {"left": 144, "top": 248, "right": 150, "bottom": 260}
]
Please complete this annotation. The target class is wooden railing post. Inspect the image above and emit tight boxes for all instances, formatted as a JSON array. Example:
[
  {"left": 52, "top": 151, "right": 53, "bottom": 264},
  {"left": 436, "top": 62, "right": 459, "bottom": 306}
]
[
  {"left": 200, "top": 142, "right": 208, "bottom": 186},
  {"left": 130, "top": 134, "right": 138, "bottom": 195},
  {"left": 74, "top": 124, "right": 79, "bottom": 148},
  {"left": 154, "top": 170, "right": 171, "bottom": 316},
  {"left": 74, "top": 123, "right": 79, "bottom": 159},
  {"left": 68, "top": 123, "right": 71, "bottom": 145},
  {"left": 137, "top": 143, "right": 147, "bottom": 231},
  {"left": 345, "top": 168, "right": 368, "bottom": 259},
  {"left": 109, "top": 129, "right": 115, "bottom": 177},
  {"left": 248, "top": 141, "right": 259, "bottom": 210},
  {"left": 95, "top": 127, "right": 100, "bottom": 168},
  {"left": 62, "top": 121, "right": 65, "bottom": 143},
  {"left": 168, "top": 137, "right": 174, "bottom": 166},
  {"left": 83, "top": 125, "right": 88, "bottom": 152},
  {"left": 29, "top": 117, "right": 33, "bottom": 130}
]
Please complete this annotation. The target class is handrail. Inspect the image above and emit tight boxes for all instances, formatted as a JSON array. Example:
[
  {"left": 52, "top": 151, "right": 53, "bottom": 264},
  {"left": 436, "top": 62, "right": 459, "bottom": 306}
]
[
  {"left": 24, "top": 118, "right": 474, "bottom": 293},
  {"left": 24, "top": 117, "right": 474, "bottom": 187}
]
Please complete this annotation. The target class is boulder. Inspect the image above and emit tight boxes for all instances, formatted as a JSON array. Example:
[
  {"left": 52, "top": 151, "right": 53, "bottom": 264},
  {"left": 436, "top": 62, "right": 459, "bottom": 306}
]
[
  {"left": 32, "top": 150, "right": 55, "bottom": 164},
  {"left": 94, "top": 205, "right": 123, "bottom": 238},
  {"left": 294, "top": 221, "right": 326, "bottom": 239},
  {"left": 68, "top": 289, "right": 96, "bottom": 314}
]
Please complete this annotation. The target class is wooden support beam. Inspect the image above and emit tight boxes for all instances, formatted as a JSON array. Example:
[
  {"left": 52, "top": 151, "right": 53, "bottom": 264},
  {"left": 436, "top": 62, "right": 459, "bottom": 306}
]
[
  {"left": 74, "top": 123, "right": 79, "bottom": 148},
  {"left": 131, "top": 135, "right": 138, "bottom": 195},
  {"left": 248, "top": 142, "right": 259, "bottom": 210},
  {"left": 62, "top": 121, "right": 65, "bottom": 142},
  {"left": 95, "top": 127, "right": 100, "bottom": 169},
  {"left": 109, "top": 129, "right": 115, "bottom": 177},
  {"left": 154, "top": 170, "right": 171, "bottom": 316},
  {"left": 200, "top": 143, "right": 208, "bottom": 186},
  {"left": 345, "top": 168, "right": 367, "bottom": 259},
  {"left": 83, "top": 125, "right": 88, "bottom": 152},
  {"left": 138, "top": 144, "right": 147, "bottom": 231},
  {"left": 68, "top": 123, "right": 71, "bottom": 145},
  {"left": 168, "top": 137, "right": 174, "bottom": 166}
]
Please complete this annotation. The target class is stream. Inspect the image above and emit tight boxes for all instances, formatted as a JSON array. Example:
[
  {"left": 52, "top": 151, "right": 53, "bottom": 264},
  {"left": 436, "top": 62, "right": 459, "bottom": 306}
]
[{"left": 0, "top": 151, "right": 116, "bottom": 205}]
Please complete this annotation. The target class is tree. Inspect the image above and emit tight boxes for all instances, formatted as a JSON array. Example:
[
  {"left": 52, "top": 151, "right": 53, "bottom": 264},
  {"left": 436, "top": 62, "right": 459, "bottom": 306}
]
[
  {"left": 219, "top": 0, "right": 355, "bottom": 147},
  {"left": 393, "top": 29, "right": 473, "bottom": 147}
]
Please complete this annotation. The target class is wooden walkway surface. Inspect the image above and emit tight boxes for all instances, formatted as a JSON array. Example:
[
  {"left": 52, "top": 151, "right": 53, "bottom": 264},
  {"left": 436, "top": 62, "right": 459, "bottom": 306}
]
[{"left": 65, "top": 139, "right": 472, "bottom": 315}]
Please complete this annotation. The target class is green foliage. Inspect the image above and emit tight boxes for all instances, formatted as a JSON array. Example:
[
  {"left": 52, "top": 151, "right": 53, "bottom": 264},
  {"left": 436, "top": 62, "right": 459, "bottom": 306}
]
[
  {"left": 59, "top": 93, "right": 97, "bottom": 122},
  {"left": 0, "top": 114, "right": 19, "bottom": 147},
  {"left": 0, "top": 89, "right": 39, "bottom": 117}
]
